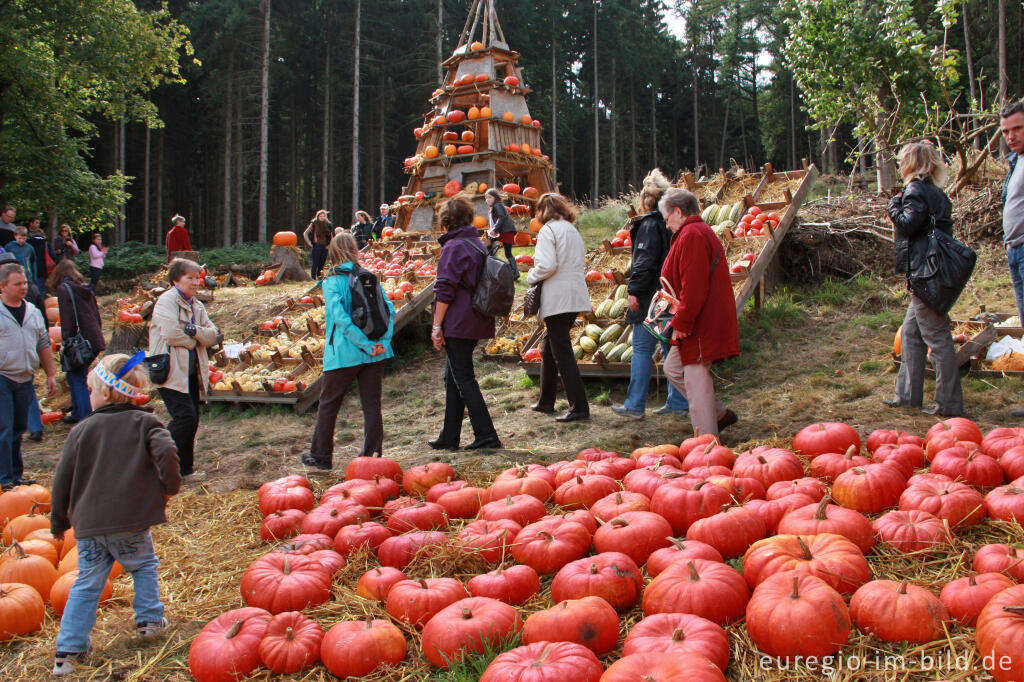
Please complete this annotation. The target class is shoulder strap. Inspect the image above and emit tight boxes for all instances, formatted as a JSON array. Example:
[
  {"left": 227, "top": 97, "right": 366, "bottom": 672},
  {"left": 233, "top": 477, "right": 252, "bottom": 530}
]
[{"left": 63, "top": 282, "right": 82, "bottom": 330}]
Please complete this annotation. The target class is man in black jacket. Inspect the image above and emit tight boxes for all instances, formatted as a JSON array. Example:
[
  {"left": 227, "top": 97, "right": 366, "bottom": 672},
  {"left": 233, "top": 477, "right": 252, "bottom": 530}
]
[
  {"left": 371, "top": 204, "right": 395, "bottom": 240},
  {"left": 611, "top": 170, "right": 690, "bottom": 420}
]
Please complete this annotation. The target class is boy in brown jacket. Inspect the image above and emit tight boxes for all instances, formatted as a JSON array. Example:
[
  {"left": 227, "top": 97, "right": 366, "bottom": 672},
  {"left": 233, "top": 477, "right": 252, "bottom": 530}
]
[{"left": 50, "top": 352, "right": 182, "bottom": 676}]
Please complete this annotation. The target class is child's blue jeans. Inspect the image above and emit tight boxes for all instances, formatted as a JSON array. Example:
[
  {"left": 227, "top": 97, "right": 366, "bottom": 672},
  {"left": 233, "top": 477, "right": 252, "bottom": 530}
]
[{"left": 55, "top": 529, "right": 164, "bottom": 654}]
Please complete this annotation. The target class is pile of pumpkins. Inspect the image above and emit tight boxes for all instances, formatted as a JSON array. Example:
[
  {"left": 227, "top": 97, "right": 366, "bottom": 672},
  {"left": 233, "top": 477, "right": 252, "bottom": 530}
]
[
  {"left": 188, "top": 418, "right": 1024, "bottom": 681},
  {"left": 0, "top": 485, "right": 120, "bottom": 642}
]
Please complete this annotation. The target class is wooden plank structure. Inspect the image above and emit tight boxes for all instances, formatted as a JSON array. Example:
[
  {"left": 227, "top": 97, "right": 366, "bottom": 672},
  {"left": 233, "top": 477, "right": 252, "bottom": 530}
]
[
  {"left": 520, "top": 163, "right": 820, "bottom": 379},
  {"left": 394, "top": 0, "right": 554, "bottom": 232}
]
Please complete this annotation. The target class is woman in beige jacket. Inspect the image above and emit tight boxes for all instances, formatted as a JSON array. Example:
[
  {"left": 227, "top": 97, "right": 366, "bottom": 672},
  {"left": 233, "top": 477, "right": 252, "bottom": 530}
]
[
  {"left": 149, "top": 258, "right": 218, "bottom": 478},
  {"left": 526, "top": 193, "right": 591, "bottom": 421}
]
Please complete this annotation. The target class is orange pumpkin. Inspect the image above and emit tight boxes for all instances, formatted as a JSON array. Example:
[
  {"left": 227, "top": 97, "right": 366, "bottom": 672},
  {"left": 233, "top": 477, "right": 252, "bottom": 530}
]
[
  {"left": 15, "top": 484, "right": 50, "bottom": 513},
  {"left": 894, "top": 325, "right": 902, "bottom": 355},
  {"left": 532, "top": 147, "right": 542, "bottom": 156},
  {"left": 46, "top": 307, "right": 59, "bottom": 324},
  {"left": 502, "top": 111, "right": 515, "bottom": 122},
  {"left": 48, "top": 326, "right": 62, "bottom": 345},
  {"left": 520, "top": 114, "right": 532, "bottom": 125},
  {"left": 478, "top": 183, "right": 488, "bottom": 193},
  {"left": 473, "top": 216, "right": 488, "bottom": 229},
  {"left": 470, "top": 41, "right": 484, "bottom": 51},
  {"left": 514, "top": 232, "right": 532, "bottom": 247},
  {"left": 467, "top": 107, "right": 480, "bottom": 120},
  {"left": 272, "top": 232, "right": 297, "bottom": 247},
  {"left": 50, "top": 571, "right": 113, "bottom": 616},
  {"left": 24, "top": 529, "right": 62, "bottom": 556},
  {"left": 520, "top": 143, "right": 532, "bottom": 155},
  {"left": 444, "top": 180, "right": 462, "bottom": 198},
  {"left": 44, "top": 297, "right": 58, "bottom": 310},
  {"left": 507, "top": 144, "right": 521, "bottom": 154},
  {"left": 529, "top": 218, "right": 544, "bottom": 234},
  {"left": 480, "top": 106, "right": 492, "bottom": 118},
  {"left": 424, "top": 146, "right": 440, "bottom": 159},
  {"left": 444, "top": 144, "right": 457, "bottom": 156},
  {"left": 2, "top": 505, "right": 49, "bottom": 544},
  {"left": 58, "top": 527, "right": 77, "bottom": 559},
  {"left": 0, "top": 583, "right": 45, "bottom": 641},
  {"left": 0, "top": 543, "right": 57, "bottom": 601},
  {"left": 457, "top": 144, "right": 475, "bottom": 155},
  {"left": 0, "top": 539, "right": 57, "bottom": 568},
  {"left": 475, "top": 73, "right": 489, "bottom": 82},
  {"left": 442, "top": 131, "right": 459, "bottom": 141},
  {"left": 0, "top": 490, "right": 35, "bottom": 529},
  {"left": 432, "top": 115, "right": 446, "bottom": 127},
  {"left": 503, "top": 183, "right": 522, "bottom": 195},
  {"left": 447, "top": 110, "right": 466, "bottom": 124},
  {"left": 504, "top": 76, "right": 521, "bottom": 87},
  {"left": 461, "top": 130, "right": 475, "bottom": 143},
  {"left": 522, "top": 187, "right": 539, "bottom": 199}
]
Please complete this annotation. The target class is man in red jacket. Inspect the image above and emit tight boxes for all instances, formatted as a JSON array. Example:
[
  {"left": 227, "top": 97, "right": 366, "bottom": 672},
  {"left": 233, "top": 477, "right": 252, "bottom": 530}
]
[
  {"left": 658, "top": 188, "right": 739, "bottom": 438},
  {"left": 164, "top": 215, "right": 192, "bottom": 261}
]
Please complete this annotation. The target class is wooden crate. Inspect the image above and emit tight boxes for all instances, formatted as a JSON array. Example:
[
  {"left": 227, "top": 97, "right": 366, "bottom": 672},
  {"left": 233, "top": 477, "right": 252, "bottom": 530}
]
[{"left": 520, "top": 319, "right": 635, "bottom": 378}]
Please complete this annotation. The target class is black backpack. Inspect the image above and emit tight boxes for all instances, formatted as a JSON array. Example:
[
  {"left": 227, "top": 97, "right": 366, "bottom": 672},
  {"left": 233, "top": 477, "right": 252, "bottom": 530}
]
[
  {"left": 343, "top": 266, "right": 392, "bottom": 340},
  {"left": 463, "top": 238, "right": 516, "bottom": 318}
]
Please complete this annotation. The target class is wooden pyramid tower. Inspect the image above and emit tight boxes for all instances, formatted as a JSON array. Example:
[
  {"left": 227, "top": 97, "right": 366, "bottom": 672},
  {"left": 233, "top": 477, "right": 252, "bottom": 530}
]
[{"left": 395, "top": 0, "right": 554, "bottom": 232}]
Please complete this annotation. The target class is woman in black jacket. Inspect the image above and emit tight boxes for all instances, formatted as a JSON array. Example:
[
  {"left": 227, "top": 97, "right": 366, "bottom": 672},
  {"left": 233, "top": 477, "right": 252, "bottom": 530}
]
[
  {"left": 885, "top": 141, "right": 962, "bottom": 416},
  {"left": 612, "top": 169, "right": 690, "bottom": 419},
  {"left": 49, "top": 258, "right": 106, "bottom": 422},
  {"left": 485, "top": 188, "right": 519, "bottom": 278}
]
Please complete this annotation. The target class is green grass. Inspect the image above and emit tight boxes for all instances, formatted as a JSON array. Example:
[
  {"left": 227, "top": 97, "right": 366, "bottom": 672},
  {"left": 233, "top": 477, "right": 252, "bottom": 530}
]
[
  {"left": 576, "top": 198, "right": 632, "bottom": 248},
  {"left": 425, "top": 633, "right": 521, "bottom": 681},
  {"left": 851, "top": 311, "right": 903, "bottom": 330},
  {"left": 516, "top": 372, "right": 538, "bottom": 389},
  {"left": 93, "top": 240, "right": 278, "bottom": 281}
]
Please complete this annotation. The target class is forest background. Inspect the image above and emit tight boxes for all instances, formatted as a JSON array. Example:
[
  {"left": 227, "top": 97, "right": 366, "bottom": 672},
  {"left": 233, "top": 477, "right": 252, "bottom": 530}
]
[{"left": 0, "top": 0, "right": 1021, "bottom": 248}]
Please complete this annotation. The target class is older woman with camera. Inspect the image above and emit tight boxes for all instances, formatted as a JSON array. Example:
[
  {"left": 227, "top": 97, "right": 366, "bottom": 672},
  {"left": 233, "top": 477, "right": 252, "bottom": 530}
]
[
  {"left": 149, "top": 258, "right": 219, "bottom": 478},
  {"left": 429, "top": 197, "right": 501, "bottom": 450},
  {"left": 885, "top": 141, "right": 962, "bottom": 416},
  {"left": 658, "top": 188, "right": 739, "bottom": 438},
  {"left": 526, "top": 193, "right": 591, "bottom": 422}
]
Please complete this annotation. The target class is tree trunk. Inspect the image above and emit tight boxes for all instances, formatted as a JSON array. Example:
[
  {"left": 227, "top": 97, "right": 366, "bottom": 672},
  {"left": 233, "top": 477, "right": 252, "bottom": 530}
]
[
  {"left": 289, "top": 98, "right": 296, "bottom": 229},
  {"left": 875, "top": 113, "right": 895, "bottom": 194},
  {"left": 789, "top": 73, "right": 797, "bottom": 170},
  {"left": 322, "top": 44, "right": 330, "bottom": 210},
  {"left": 999, "top": 0, "right": 1009, "bottom": 155},
  {"left": 692, "top": 58, "right": 699, "bottom": 169},
  {"left": 551, "top": 39, "right": 557, "bottom": 186},
  {"left": 718, "top": 88, "right": 731, "bottom": 169},
  {"left": 234, "top": 89, "right": 244, "bottom": 243},
  {"left": 592, "top": 0, "right": 599, "bottom": 208},
  {"left": 630, "top": 87, "right": 637, "bottom": 188},
  {"left": 737, "top": 78, "right": 749, "bottom": 166},
  {"left": 610, "top": 57, "right": 617, "bottom": 195},
  {"left": 351, "top": 0, "right": 361, "bottom": 220},
  {"left": 156, "top": 129, "right": 163, "bottom": 245},
  {"left": 222, "top": 51, "right": 233, "bottom": 246},
  {"left": 118, "top": 118, "right": 126, "bottom": 243},
  {"left": 650, "top": 85, "right": 656, "bottom": 168},
  {"left": 962, "top": 0, "right": 980, "bottom": 150},
  {"left": 437, "top": 0, "right": 443, "bottom": 85},
  {"left": 257, "top": 0, "right": 271, "bottom": 243},
  {"left": 143, "top": 124, "right": 151, "bottom": 245},
  {"left": 379, "top": 86, "right": 385, "bottom": 210}
]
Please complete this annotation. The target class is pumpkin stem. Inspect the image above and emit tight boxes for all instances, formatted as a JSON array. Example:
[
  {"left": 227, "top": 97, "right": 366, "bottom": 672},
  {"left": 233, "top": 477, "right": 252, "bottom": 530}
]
[
  {"left": 615, "top": 492, "right": 622, "bottom": 504},
  {"left": 968, "top": 574, "right": 977, "bottom": 586},
  {"left": 818, "top": 423, "right": 826, "bottom": 431},
  {"left": 669, "top": 537, "right": 685, "bottom": 550},
  {"left": 844, "top": 445, "right": 857, "bottom": 460},
  {"left": 687, "top": 561, "right": 700, "bottom": 582},
  {"left": 789, "top": 575, "right": 801, "bottom": 599},
  {"left": 589, "top": 563, "right": 599, "bottom": 575},
  {"left": 611, "top": 519, "right": 628, "bottom": 528},
  {"left": 28, "top": 502, "right": 40, "bottom": 516},
  {"left": 282, "top": 556, "right": 291, "bottom": 574},
  {"left": 576, "top": 476, "right": 583, "bottom": 484},
  {"left": 757, "top": 455, "right": 767, "bottom": 465},
  {"left": 671, "top": 628, "right": 686, "bottom": 642},
  {"left": 703, "top": 441, "right": 715, "bottom": 454},
  {"left": 365, "top": 615, "right": 374, "bottom": 628},
  {"left": 1004, "top": 606, "right": 1024, "bottom": 616},
  {"left": 796, "top": 536, "right": 814, "bottom": 560},
  {"left": 11, "top": 540, "right": 26, "bottom": 559},
  {"left": 813, "top": 496, "right": 830, "bottom": 521},
  {"left": 419, "top": 579, "right": 429, "bottom": 589},
  {"left": 461, "top": 608, "right": 473, "bottom": 619},
  {"left": 506, "top": 495, "right": 514, "bottom": 505},
  {"left": 897, "top": 582, "right": 909, "bottom": 595},
  {"left": 225, "top": 620, "right": 244, "bottom": 639},
  {"left": 285, "top": 626, "right": 294, "bottom": 641}
]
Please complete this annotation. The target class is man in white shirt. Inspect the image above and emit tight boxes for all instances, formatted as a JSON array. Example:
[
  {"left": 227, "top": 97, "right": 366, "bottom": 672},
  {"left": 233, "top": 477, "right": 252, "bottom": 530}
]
[{"left": 1000, "top": 101, "right": 1024, "bottom": 417}]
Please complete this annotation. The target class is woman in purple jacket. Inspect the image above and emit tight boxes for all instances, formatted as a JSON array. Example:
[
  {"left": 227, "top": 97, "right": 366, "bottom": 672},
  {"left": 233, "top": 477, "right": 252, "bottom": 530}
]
[{"left": 428, "top": 197, "right": 501, "bottom": 451}]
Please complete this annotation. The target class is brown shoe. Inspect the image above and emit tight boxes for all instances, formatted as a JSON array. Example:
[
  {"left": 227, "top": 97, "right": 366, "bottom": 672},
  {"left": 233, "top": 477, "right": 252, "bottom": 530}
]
[
  {"left": 717, "top": 409, "right": 738, "bottom": 431},
  {"left": 1011, "top": 405, "right": 1024, "bottom": 419}
]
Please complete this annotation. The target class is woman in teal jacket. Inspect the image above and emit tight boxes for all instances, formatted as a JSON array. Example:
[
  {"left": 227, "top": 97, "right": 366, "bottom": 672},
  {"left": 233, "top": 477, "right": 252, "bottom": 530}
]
[{"left": 303, "top": 232, "right": 395, "bottom": 470}]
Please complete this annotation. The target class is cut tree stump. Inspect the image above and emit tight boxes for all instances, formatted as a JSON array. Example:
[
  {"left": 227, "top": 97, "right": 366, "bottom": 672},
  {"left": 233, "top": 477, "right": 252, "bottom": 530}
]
[{"left": 271, "top": 246, "right": 311, "bottom": 283}]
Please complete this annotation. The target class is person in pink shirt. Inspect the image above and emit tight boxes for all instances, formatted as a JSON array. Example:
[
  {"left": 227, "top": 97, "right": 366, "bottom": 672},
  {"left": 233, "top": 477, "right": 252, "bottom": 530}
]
[{"left": 88, "top": 233, "right": 108, "bottom": 291}]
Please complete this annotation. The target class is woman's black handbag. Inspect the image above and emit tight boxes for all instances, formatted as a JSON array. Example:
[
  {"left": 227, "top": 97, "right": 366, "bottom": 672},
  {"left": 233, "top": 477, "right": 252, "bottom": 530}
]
[
  {"left": 907, "top": 221, "right": 977, "bottom": 316},
  {"left": 523, "top": 282, "right": 543, "bottom": 318},
  {"left": 143, "top": 354, "right": 170, "bottom": 385},
  {"left": 59, "top": 283, "right": 96, "bottom": 372}
]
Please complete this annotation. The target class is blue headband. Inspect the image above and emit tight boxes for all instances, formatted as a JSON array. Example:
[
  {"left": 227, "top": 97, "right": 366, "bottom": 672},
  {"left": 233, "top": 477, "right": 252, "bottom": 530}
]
[{"left": 93, "top": 351, "right": 147, "bottom": 399}]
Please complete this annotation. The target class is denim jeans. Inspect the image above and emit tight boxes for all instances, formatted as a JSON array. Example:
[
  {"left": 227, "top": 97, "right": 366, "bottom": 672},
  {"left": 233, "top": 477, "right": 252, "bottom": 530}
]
[
  {"left": 623, "top": 323, "right": 689, "bottom": 412},
  {"left": 0, "top": 375, "right": 33, "bottom": 486},
  {"left": 28, "top": 392, "right": 43, "bottom": 432},
  {"left": 66, "top": 366, "right": 93, "bottom": 421},
  {"left": 55, "top": 530, "right": 164, "bottom": 654},
  {"left": 1008, "top": 244, "right": 1024, "bottom": 323}
]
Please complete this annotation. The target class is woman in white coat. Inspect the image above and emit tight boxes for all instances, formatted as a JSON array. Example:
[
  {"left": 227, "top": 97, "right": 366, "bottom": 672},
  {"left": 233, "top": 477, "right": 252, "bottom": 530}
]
[{"left": 526, "top": 193, "right": 591, "bottom": 421}]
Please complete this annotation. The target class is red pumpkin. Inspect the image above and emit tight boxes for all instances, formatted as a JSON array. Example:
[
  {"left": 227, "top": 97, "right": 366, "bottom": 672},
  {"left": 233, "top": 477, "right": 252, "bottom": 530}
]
[
  {"left": 809, "top": 445, "right": 871, "bottom": 483},
  {"left": 403, "top": 463, "right": 457, "bottom": 496},
  {"left": 622, "top": 612, "right": 729, "bottom": 671},
  {"left": 273, "top": 533, "right": 334, "bottom": 556},
  {"left": 742, "top": 533, "right": 870, "bottom": 594},
  {"left": 832, "top": 463, "right": 907, "bottom": 513},
  {"left": 502, "top": 183, "right": 522, "bottom": 195},
  {"left": 496, "top": 463, "right": 557, "bottom": 487},
  {"left": 258, "top": 480, "right": 315, "bottom": 517},
  {"left": 866, "top": 428, "right": 923, "bottom": 453},
  {"left": 436, "top": 486, "right": 485, "bottom": 519},
  {"left": 511, "top": 518, "right": 591, "bottom": 574},
  {"left": 260, "top": 509, "right": 306, "bottom": 542},
  {"left": 421, "top": 597, "right": 523, "bottom": 668},
  {"left": 766, "top": 477, "right": 828, "bottom": 502},
  {"left": 320, "top": 618, "right": 407, "bottom": 678},
  {"left": 746, "top": 571, "right": 851, "bottom": 659},
  {"left": 650, "top": 480, "right": 732, "bottom": 535},
  {"left": 552, "top": 474, "right": 618, "bottom": 510},
  {"left": 592, "top": 511, "right": 672, "bottom": 566},
  {"left": 986, "top": 484, "right": 1024, "bottom": 522},
  {"left": 457, "top": 518, "right": 522, "bottom": 563},
  {"left": 981, "top": 427, "right": 1024, "bottom": 457},
  {"left": 1001, "top": 446, "right": 1024, "bottom": 480},
  {"left": 642, "top": 559, "right": 749, "bottom": 625},
  {"left": 680, "top": 440, "right": 736, "bottom": 471},
  {"left": 333, "top": 521, "right": 393, "bottom": 556},
  {"left": 929, "top": 446, "right": 1004, "bottom": 487},
  {"left": 791, "top": 422, "right": 862, "bottom": 458},
  {"left": 974, "top": 544, "right": 1024, "bottom": 581},
  {"left": 899, "top": 478, "right": 986, "bottom": 528},
  {"left": 377, "top": 531, "right": 447, "bottom": 569},
  {"left": 257, "top": 611, "right": 322, "bottom": 674},
  {"left": 777, "top": 497, "right": 875, "bottom": 553},
  {"left": 443, "top": 180, "right": 462, "bottom": 197},
  {"left": 345, "top": 456, "right": 402, "bottom": 482},
  {"left": 478, "top": 494, "right": 546, "bottom": 527},
  {"left": 301, "top": 502, "right": 370, "bottom": 537},
  {"left": 590, "top": 490, "right": 650, "bottom": 522},
  {"left": 940, "top": 573, "right": 1015, "bottom": 625},
  {"left": 467, "top": 564, "right": 540, "bottom": 606},
  {"left": 542, "top": 508, "right": 598, "bottom": 535},
  {"left": 240, "top": 553, "right": 331, "bottom": 614},
  {"left": 503, "top": 75, "right": 521, "bottom": 87},
  {"left": 601, "top": 651, "right": 726, "bottom": 682},
  {"left": 355, "top": 566, "right": 407, "bottom": 601},
  {"left": 975, "top": 584, "right": 1024, "bottom": 682},
  {"left": 873, "top": 509, "right": 951, "bottom": 553},
  {"left": 385, "top": 501, "right": 448, "bottom": 532},
  {"left": 646, "top": 538, "right": 724, "bottom": 577},
  {"left": 873, "top": 443, "right": 927, "bottom": 476},
  {"left": 522, "top": 595, "right": 618, "bottom": 654},
  {"left": 272, "top": 231, "right": 297, "bottom": 246},
  {"left": 686, "top": 505, "right": 767, "bottom": 559},
  {"left": 925, "top": 417, "right": 983, "bottom": 449},
  {"left": 385, "top": 577, "right": 468, "bottom": 629},
  {"left": 188, "top": 608, "right": 271, "bottom": 682},
  {"left": 733, "top": 447, "right": 804, "bottom": 488},
  {"left": 745, "top": 493, "right": 817, "bottom": 534},
  {"left": 550, "top": 552, "right": 643, "bottom": 612},
  {"left": 849, "top": 580, "right": 949, "bottom": 643},
  {"left": 480, "top": 641, "right": 602, "bottom": 682}
]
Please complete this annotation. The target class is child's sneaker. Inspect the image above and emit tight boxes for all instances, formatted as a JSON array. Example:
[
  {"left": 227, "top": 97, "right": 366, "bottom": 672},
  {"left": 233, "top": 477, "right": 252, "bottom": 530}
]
[
  {"left": 137, "top": 617, "right": 170, "bottom": 638},
  {"left": 52, "top": 650, "right": 88, "bottom": 676}
]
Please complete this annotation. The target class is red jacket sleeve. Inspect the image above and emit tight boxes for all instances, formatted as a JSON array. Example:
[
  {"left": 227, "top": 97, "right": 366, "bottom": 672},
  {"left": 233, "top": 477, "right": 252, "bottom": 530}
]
[{"left": 670, "top": 229, "right": 713, "bottom": 335}]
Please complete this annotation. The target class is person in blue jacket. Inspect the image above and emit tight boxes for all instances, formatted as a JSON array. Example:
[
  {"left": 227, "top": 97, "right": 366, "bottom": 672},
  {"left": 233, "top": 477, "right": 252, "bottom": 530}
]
[{"left": 302, "top": 232, "right": 395, "bottom": 470}]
